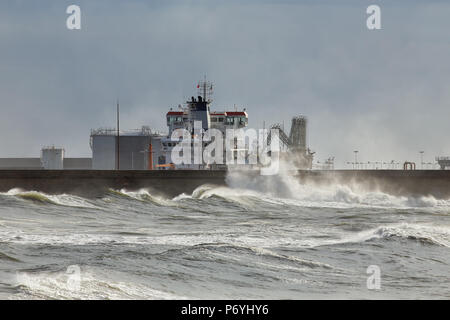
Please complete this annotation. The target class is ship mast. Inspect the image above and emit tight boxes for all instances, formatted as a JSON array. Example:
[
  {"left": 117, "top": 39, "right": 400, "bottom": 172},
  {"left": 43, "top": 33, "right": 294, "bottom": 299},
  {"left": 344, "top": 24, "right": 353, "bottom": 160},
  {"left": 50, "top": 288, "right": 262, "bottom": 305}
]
[
  {"left": 197, "top": 76, "right": 214, "bottom": 103},
  {"left": 116, "top": 99, "right": 120, "bottom": 171}
]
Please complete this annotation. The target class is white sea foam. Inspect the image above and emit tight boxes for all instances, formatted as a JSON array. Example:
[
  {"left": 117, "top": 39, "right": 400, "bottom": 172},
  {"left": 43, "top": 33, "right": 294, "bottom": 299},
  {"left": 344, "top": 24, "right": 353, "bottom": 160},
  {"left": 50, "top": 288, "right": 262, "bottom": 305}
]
[
  {"left": 2, "top": 222, "right": 449, "bottom": 249},
  {"left": 108, "top": 172, "right": 450, "bottom": 210},
  {"left": 304, "top": 223, "right": 450, "bottom": 248},
  {"left": 13, "top": 268, "right": 187, "bottom": 300},
  {"left": 220, "top": 161, "right": 450, "bottom": 210},
  {"left": 178, "top": 182, "right": 450, "bottom": 211}
]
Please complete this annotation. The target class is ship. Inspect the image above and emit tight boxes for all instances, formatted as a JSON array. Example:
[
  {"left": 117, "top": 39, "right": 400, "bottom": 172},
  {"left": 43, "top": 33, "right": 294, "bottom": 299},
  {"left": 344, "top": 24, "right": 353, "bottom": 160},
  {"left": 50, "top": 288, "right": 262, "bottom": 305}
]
[{"left": 89, "top": 79, "right": 314, "bottom": 172}]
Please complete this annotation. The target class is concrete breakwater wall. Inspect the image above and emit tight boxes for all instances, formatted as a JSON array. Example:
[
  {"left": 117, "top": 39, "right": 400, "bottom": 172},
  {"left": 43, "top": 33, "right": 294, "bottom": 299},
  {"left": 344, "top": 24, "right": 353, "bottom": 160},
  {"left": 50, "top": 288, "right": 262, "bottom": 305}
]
[
  {"left": 0, "top": 170, "right": 228, "bottom": 198},
  {"left": 297, "top": 170, "right": 450, "bottom": 199},
  {"left": 0, "top": 169, "right": 449, "bottom": 199}
]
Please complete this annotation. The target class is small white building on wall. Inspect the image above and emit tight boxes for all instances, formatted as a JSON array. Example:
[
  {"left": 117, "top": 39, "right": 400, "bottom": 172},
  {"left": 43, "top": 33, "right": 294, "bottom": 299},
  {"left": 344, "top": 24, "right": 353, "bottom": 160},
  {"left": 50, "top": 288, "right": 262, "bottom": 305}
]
[{"left": 41, "top": 146, "right": 64, "bottom": 170}]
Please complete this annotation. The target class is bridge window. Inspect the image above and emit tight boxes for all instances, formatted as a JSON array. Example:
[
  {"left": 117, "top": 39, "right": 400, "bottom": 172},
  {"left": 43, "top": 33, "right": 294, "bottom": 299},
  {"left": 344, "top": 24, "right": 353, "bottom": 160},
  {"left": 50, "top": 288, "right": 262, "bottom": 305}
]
[{"left": 167, "top": 116, "right": 183, "bottom": 124}]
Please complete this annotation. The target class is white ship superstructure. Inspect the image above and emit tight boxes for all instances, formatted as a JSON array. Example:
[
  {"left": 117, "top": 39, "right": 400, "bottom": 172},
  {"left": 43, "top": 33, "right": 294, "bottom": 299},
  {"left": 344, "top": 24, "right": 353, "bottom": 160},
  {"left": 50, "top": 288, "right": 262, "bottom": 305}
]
[{"left": 160, "top": 80, "right": 249, "bottom": 169}]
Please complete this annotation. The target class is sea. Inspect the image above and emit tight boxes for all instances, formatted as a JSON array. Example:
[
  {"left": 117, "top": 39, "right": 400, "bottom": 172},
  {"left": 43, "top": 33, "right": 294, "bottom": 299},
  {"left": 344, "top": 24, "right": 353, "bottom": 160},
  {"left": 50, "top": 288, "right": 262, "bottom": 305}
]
[{"left": 0, "top": 168, "right": 449, "bottom": 299}]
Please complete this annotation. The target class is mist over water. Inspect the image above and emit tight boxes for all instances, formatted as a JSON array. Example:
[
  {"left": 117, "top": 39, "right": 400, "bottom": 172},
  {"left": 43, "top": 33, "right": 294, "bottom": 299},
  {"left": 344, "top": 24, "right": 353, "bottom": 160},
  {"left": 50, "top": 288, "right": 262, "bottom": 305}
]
[{"left": 0, "top": 168, "right": 449, "bottom": 299}]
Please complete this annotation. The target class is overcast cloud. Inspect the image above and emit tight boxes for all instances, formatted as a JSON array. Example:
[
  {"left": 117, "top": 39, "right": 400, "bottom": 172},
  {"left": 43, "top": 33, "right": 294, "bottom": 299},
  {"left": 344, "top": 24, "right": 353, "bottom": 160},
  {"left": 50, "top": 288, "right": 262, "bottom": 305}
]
[{"left": 0, "top": 0, "right": 449, "bottom": 167}]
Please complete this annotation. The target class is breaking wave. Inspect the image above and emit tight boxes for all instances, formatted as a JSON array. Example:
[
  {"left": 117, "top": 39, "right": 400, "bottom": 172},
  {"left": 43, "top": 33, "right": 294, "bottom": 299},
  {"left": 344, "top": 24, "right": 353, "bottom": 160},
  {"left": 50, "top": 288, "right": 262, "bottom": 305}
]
[
  {"left": 307, "top": 223, "right": 450, "bottom": 248},
  {"left": 2, "top": 173, "right": 450, "bottom": 212},
  {"left": 368, "top": 224, "right": 450, "bottom": 247},
  {"left": 2, "top": 222, "right": 449, "bottom": 248},
  {"left": 221, "top": 166, "right": 450, "bottom": 210},
  {"left": 106, "top": 188, "right": 176, "bottom": 207},
  {"left": 196, "top": 243, "right": 334, "bottom": 269},
  {"left": 13, "top": 268, "right": 187, "bottom": 300},
  {"left": 176, "top": 183, "right": 450, "bottom": 211},
  {"left": 1, "top": 189, "right": 98, "bottom": 209}
]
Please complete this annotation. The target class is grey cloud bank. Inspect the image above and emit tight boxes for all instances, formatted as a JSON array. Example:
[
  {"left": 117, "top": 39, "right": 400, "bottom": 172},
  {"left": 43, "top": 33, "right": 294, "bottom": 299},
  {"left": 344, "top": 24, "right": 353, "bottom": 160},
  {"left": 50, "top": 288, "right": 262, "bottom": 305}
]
[{"left": 0, "top": 0, "right": 449, "bottom": 167}]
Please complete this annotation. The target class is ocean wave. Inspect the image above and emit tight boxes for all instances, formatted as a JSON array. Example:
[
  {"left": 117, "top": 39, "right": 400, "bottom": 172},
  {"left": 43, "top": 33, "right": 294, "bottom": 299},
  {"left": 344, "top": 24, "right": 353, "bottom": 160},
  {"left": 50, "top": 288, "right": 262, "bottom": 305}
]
[
  {"left": 370, "top": 224, "right": 450, "bottom": 247},
  {"left": 0, "top": 226, "right": 317, "bottom": 248},
  {"left": 116, "top": 182, "right": 450, "bottom": 211},
  {"left": 221, "top": 163, "right": 450, "bottom": 210},
  {"left": 174, "top": 169, "right": 450, "bottom": 210},
  {"left": 0, "top": 251, "right": 21, "bottom": 262},
  {"left": 2, "top": 180, "right": 449, "bottom": 213},
  {"left": 3, "top": 221, "right": 449, "bottom": 249},
  {"left": 173, "top": 184, "right": 288, "bottom": 209},
  {"left": 314, "top": 223, "right": 450, "bottom": 248},
  {"left": 195, "top": 243, "right": 334, "bottom": 269},
  {"left": 180, "top": 184, "right": 282, "bottom": 210},
  {"left": 107, "top": 188, "right": 177, "bottom": 207},
  {"left": 13, "top": 268, "right": 187, "bottom": 300},
  {"left": 0, "top": 231, "right": 236, "bottom": 246},
  {"left": 1, "top": 189, "right": 99, "bottom": 209}
]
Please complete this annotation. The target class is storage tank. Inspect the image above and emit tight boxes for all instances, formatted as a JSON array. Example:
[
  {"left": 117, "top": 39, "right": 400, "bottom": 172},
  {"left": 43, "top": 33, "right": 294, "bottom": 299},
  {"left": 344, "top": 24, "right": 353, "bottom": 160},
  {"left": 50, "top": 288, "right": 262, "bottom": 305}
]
[
  {"left": 41, "top": 146, "right": 64, "bottom": 170},
  {"left": 90, "top": 127, "right": 163, "bottom": 170}
]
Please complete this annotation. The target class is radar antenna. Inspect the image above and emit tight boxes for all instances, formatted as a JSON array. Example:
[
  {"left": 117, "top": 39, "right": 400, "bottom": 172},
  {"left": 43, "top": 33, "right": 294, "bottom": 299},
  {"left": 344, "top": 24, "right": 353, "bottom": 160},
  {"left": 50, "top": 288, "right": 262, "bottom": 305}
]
[{"left": 197, "top": 76, "right": 214, "bottom": 103}]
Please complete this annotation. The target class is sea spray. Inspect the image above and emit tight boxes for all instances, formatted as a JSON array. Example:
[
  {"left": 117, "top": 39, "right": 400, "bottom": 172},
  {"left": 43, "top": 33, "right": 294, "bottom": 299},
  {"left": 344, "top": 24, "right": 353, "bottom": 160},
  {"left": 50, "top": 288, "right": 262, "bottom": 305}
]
[{"left": 224, "top": 161, "right": 450, "bottom": 209}]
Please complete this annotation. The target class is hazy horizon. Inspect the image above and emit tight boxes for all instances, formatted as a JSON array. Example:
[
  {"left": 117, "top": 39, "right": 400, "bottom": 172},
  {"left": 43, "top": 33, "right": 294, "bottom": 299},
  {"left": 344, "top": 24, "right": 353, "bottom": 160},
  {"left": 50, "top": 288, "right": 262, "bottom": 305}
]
[{"left": 1, "top": 0, "right": 449, "bottom": 168}]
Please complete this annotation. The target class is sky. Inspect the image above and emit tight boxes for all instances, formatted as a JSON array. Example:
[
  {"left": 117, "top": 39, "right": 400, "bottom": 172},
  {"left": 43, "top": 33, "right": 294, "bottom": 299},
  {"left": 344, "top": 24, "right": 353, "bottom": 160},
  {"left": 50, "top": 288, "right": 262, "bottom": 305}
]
[{"left": 0, "top": 0, "right": 449, "bottom": 168}]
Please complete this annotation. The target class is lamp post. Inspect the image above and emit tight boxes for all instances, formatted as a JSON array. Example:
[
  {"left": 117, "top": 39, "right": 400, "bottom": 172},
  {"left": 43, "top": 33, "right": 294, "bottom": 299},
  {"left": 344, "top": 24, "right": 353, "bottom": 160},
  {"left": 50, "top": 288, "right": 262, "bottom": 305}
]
[
  {"left": 353, "top": 151, "right": 358, "bottom": 170},
  {"left": 419, "top": 151, "right": 424, "bottom": 170}
]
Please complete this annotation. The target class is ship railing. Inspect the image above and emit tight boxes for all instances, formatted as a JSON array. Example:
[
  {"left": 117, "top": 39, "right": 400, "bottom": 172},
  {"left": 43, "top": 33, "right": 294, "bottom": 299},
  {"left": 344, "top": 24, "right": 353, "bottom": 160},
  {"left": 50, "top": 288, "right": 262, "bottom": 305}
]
[{"left": 90, "top": 127, "right": 155, "bottom": 136}]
